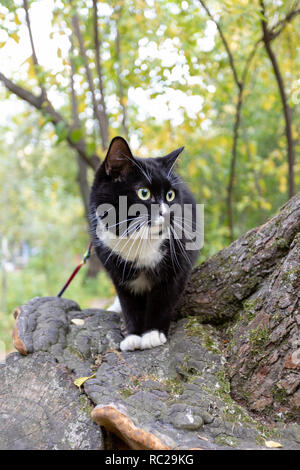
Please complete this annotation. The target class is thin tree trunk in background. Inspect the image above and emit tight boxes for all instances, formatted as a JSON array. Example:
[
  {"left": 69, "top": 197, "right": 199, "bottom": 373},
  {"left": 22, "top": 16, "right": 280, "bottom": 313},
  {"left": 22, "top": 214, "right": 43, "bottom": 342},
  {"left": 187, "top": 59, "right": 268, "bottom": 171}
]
[
  {"left": 115, "top": 11, "right": 129, "bottom": 139},
  {"left": 1, "top": 264, "right": 7, "bottom": 313},
  {"left": 23, "top": 0, "right": 46, "bottom": 100},
  {"left": 93, "top": 0, "right": 109, "bottom": 149},
  {"left": 199, "top": 0, "right": 299, "bottom": 240},
  {"left": 241, "top": 123, "right": 266, "bottom": 223},
  {"left": 70, "top": 39, "right": 101, "bottom": 278},
  {"left": 1, "top": 238, "right": 8, "bottom": 312},
  {"left": 198, "top": 0, "right": 257, "bottom": 242},
  {"left": 226, "top": 85, "right": 243, "bottom": 241},
  {"left": 261, "top": 1, "right": 295, "bottom": 199},
  {"left": 71, "top": 10, "right": 108, "bottom": 151},
  {"left": 70, "top": 38, "right": 90, "bottom": 219}
]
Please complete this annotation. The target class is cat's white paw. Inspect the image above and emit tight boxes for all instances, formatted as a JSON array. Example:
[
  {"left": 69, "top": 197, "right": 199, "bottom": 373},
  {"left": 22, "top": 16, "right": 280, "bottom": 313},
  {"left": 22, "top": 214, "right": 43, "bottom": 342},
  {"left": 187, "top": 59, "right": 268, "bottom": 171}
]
[
  {"left": 120, "top": 334, "right": 141, "bottom": 352},
  {"left": 107, "top": 296, "right": 122, "bottom": 313},
  {"left": 140, "top": 330, "right": 167, "bottom": 350}
]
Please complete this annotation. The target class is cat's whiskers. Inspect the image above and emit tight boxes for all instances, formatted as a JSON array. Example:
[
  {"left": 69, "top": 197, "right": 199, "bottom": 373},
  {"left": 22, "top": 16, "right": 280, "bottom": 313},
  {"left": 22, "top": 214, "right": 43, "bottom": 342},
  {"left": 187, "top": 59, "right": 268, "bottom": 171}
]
[
  {"left": 170, "top": 225, "right": 192, "bottom": 266},
  {"left": 167, "top": 227, "right": 176, "bottom": 273},
  {"left": 123, "top": 221, "right": 150, "bottom": 281},
  {"left": 105, "top": 216, "right": 145, "bottom": 231},
  {"left": 172, "top": 216, "right": 202, "bottom": 238},
  {"left": 115, "top": 217, "right": 147, "bottom": 266},
  {"left": 121, "top": 221, "right": 148, "bottom": 282},
  {"left": 113, "top": 215, "right": 149, "bottom": 268},
  {"left": 115, "top": 218, "right": 147, "bottom": 268},
  {"left": 168, "top": 226, "right": 181, "bottom": 272},
  {"left": 131, "top": 223, "right": 149, "bottom": 271},
  {"left": 103, "top": 218, "right": 145, "bottom": 266}
]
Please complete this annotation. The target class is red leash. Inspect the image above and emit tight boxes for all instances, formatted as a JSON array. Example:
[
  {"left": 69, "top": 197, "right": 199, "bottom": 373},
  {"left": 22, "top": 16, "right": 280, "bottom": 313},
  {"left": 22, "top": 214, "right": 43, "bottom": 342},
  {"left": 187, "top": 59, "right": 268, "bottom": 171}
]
[{"left": 57, "top": 242, "right": 93, "bottom": 298}]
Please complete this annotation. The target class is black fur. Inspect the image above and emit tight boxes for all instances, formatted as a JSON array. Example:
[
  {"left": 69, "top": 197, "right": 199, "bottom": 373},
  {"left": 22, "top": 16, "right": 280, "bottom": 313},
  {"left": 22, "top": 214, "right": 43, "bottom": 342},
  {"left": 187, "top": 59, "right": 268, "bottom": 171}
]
[{"left": 89, "top": 136, "right": 199, "bottom": 339}]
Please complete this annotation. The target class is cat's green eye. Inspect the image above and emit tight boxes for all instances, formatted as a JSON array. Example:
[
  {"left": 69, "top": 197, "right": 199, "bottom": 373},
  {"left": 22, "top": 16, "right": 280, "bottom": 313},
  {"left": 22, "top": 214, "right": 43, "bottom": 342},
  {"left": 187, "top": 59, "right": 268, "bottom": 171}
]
[
  {"left": 166, "top": 189, "right": 175, "bottom": 202},
  {"left": 137, "top": 187, "right": 151, "bottom": 200}
]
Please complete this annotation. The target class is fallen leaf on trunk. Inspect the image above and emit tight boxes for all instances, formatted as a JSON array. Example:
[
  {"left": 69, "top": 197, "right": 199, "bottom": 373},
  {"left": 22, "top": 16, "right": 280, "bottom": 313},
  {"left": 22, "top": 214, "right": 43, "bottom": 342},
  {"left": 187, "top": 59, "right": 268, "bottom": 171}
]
[
  {"left": 74, "top": 374, "right": 96, "bottom": 388},
  {"left": 265, "top": 440, "right": 282, "bottom": 448}
]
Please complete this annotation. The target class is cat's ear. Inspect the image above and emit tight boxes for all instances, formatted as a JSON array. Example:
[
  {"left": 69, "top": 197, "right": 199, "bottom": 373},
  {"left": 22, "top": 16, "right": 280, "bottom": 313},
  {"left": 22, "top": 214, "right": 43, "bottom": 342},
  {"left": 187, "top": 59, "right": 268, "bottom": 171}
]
[
  {"left": 161, "top": 146, "right": 184, "bottom": 173},
  {"left": 104, "top": 136, "right": 134, "bottom": 180}
]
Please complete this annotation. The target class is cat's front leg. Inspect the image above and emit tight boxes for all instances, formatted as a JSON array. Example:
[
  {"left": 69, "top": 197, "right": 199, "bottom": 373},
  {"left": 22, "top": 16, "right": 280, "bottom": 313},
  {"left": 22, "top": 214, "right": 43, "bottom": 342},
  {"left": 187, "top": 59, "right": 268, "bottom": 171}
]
[
  {"left": 140, "top": 280, "right": 183, "bottom": 350},
  {"left": 117, "top": 289, "right": 146, "bottom": 352}
]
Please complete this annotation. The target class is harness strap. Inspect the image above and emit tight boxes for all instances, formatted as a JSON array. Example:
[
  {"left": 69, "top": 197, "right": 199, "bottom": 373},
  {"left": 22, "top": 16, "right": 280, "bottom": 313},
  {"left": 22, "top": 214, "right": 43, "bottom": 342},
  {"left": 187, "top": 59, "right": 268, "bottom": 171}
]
[{"left": 57, "top": 241, "right": 93, "bottom": 298}]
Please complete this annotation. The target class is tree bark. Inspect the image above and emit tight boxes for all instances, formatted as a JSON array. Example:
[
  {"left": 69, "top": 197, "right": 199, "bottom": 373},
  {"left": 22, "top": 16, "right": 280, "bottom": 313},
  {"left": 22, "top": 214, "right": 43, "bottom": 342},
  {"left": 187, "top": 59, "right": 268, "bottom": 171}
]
[
  {"left": 176, "top": 192, "right": 300, "bottom": 420},
  {"left": 0, "top": 352, "right": 103, "bottom": 449},
  {"left": 177, "top": 193, "right": 300, "bottom": 323}
]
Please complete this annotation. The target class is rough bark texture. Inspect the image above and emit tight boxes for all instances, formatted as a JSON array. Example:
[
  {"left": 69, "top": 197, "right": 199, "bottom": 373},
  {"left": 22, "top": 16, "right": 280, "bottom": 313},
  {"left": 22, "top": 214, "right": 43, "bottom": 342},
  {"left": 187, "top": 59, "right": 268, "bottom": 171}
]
[
  {"left": 177, "top": 193, "right": 300, "bottom": 324},
  {"left": 227, "top": 233, "right": 300, "bottom": 420},
  {"left": 0, "top": 351, "right": 103, "bottom": 450},
  {"left": 176, "top": 193, "right": 300, "bottom": 422},
  {"left": 6, "top": 296, "right": 300, "bottom": 449}
]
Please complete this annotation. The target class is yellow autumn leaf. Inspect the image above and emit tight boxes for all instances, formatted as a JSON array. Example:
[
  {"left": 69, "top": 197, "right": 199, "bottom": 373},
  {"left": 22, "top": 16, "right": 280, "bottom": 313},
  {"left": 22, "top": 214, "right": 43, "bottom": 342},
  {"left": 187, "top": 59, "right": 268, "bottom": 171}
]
[
  {"left": 202, "top": 186, "right": 211, "bottom": 199},
  {"left": 188, "top": 161, "right": 197, "bottom": 177},
  {"left": 265, "top": 440, "right": 282, "bottom": 449},
  {"left": 52, "top": 181, "right": 59, "bottom": 192},
  {"left": 0, "top": 42, "right": 6, "bottom": 49},
  {"left": 279, "top": 175, "right": 287, "bottom": 194},
  {"left": 14, "top": 13, "right": 21, "bottom": 25},
  {"left": 25, "top": 56, "right": 35, "bottom": 79},
  {"left": 78, "top": 101, "right": 86, "bottom": 113},
  {"left": 10, "top": 32, "right": 20, "bottom": 43},
  {"left": 74, "top": 374, "right": 96, "bottom": 389},
  {"left": 249, "top": 141, "right": 256, "bottom": 154},
  {"left": 260, "top": 200, "right": 272, "bottom": 211}
]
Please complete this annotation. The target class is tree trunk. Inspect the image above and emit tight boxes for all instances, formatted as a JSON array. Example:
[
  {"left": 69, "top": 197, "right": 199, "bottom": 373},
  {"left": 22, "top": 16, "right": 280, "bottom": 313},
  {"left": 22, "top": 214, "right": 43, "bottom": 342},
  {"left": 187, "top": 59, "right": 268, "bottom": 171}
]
[
  {"left": 260, "top": 0, "right": 295, "bottom": 199},
  {"left": 176, "top": 193, "right": 300, "bottom": 421},
  {"left": 0, "top": 351, "right": 103, "bottom": 449}
]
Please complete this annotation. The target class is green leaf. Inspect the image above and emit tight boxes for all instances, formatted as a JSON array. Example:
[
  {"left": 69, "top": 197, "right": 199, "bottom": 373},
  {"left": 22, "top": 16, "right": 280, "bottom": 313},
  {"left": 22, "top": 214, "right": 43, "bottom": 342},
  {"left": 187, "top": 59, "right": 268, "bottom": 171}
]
[
  {"left": 55, "top": 121, "right": 68, "bottom": 143},
  {"left": 70, "top": 128, "right": 83, "bottom": 143}
]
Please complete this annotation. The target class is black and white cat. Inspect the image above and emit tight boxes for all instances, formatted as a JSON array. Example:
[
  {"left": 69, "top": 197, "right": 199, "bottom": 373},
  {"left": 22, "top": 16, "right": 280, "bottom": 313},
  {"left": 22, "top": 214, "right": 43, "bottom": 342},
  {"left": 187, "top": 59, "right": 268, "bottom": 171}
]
[{"left": 89, "top": 137, "right": 200, "bottom": 352}]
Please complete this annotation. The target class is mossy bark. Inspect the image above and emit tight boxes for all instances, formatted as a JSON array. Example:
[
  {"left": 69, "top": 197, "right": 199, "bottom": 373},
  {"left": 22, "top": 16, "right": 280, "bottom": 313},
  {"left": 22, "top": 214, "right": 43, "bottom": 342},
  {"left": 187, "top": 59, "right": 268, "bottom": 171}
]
[{"left": 176, "top": 193, "right": 300, "bottom": 421}]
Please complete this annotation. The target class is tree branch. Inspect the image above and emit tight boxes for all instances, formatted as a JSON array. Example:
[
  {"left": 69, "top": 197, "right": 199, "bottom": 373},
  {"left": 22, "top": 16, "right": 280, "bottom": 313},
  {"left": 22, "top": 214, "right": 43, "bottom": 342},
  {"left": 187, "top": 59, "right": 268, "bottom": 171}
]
[
  {"left": 23, "top": 0, "right": 46, "bottom": 97},
  {"left": 269, "top": 7, "right": 300, "bottom": 41},
  {"left": 198, "top": 0, "right": 241, "bottom": 89},
  {"left": 23, "top": 0, "right": 39, "bottom": 67},
  {"left": 0, "top": 72, "right": 99, "bottom": 171}
]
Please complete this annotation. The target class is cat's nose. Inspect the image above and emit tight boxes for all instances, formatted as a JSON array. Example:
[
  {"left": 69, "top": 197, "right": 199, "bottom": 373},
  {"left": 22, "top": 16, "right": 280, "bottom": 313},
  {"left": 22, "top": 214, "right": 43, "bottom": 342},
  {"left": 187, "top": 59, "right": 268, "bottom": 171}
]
[{"left": 159, "top": 203, "right": 169, "bottom": 217}]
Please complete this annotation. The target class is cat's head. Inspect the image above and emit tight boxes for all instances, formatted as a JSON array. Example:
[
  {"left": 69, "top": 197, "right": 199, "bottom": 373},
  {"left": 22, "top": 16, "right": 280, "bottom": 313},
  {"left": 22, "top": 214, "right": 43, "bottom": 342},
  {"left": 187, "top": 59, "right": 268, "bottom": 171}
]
[{"left": 91, "top": 136, "right": 185, "bottom": 239}]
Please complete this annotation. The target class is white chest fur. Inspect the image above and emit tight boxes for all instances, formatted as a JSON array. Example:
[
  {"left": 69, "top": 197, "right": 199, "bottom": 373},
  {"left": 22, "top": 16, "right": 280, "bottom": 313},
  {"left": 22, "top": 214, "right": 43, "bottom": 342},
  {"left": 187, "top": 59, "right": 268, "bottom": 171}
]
[
  {"left": 126, "top": 271, "right": 152, "bottom": 294},
  {"left": 97, "top": 221, "right": 166, "bottom": 269}
]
